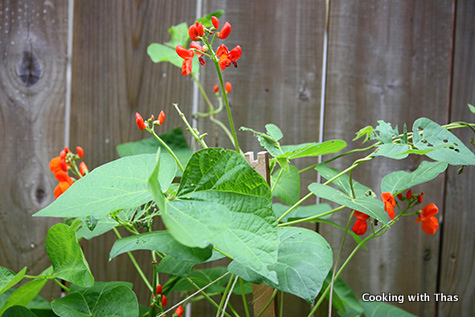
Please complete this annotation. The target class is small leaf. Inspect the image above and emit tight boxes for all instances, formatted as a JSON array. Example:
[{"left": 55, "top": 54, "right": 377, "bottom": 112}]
[
  {"left": 147, "top": 43, "right": 183, "bottom": 67},
  {"left": 109, "top": 231, "right": 212, "bottom": 263},
  {"left": 279, "top": 140, "right": 347, "bottom": 160},
  {"left": 51, "top": 282, "right": 138, "bottom": 317},
  {"left": 34, "top": 154, "right": 175, "bottom": 219},
  {"left": 370, "top": 120, "right": 399, "bottom": 143},
  {"left": 0, "top": 279, "right": 48, "bottom": 315},
  {"left": 413, "top": 117, "right": 475, "bottom": 165},
  {"left": 0, "top": 267, "right": 26, "bottom": 295},
  {"left": 164, "top": 22, "right": 189, "bottom": 48},
  {"left": 468, "top": 103, "right": 475, "bottom": 114},
  {"left": 265, "top": 124, "right": 283, "bottom": 141},
  {"left": 353, "top": 125, "right": 374, "bottom": 143},
  {"left": 46, "top": 224, "right": 94, "bottom": 287},
  {"left": 372, "top": 144, "right": 410, "bottom": 160},
  {"left": 271, "top": 165, "right": 300, "bottom": 205},
  {"left": 308, "top": 183, "right": 387, "bottom": 224},
  {"left": 381, "top": 161, "right": 448, "bottom": 194}
]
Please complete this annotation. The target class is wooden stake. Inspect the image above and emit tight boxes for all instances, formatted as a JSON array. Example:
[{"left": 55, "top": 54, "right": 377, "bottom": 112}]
[{"left": 244, "top": 151, "right": 276, "bottom": 317}]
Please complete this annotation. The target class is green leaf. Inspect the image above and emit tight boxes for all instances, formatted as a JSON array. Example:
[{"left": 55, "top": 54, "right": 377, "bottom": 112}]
[
  {"left": 76, "top": 216, "right": 118, "bottom": 240},
  {"left": 273, "top": 203, "right": 333, "bottom": 222},
  {"left": 413, "top": 117, "right": 475, "bottom": 165},
  {"left": 147, "top": 43, "right": 182, "bottom": 67},
  {"left": 109, "top": 231, "right": 212, "bottom": 263},
  {"left": 381, "top": 161, "right": 448, "bottom": 194},
  {"left": 468, "top": 103, "right": 475, "bottom": 114},
  {"left": 0, "top": 267, "right": 26, "bottom": 295},
  {"left": 265, "top": 124, "right": 283, "bottom": 141},
  {"left": 0, "top": 279, "right": 48, "bottom": 315},
  {"left": 196, "top": 10, "right": 224, "bottom": 27},
  {"left": 240, "top": 126, "right": 282, "bottom": 157},
  {"left": 34, "top": 154, "right": 175, "bottom": 218},
  {"left": 230, "top": 227, "right": 333, "bottom": 303},
  {"left": 359, "top": 300, "right": 417, "bottom": 317},
  {"left": 312, "top": 219, "right": 367, "bottom": 250},
  {"left": 164, "top": 149, "right": 279, "bottom": 283},
  {"left": 157, "top": 255, "right": 196, "bottom": 277},
  {"left": 117, "top": 127, "right": 192, "bottom": 174},
  {"left": 279, "top": 140, "right": 347, "bottom": 160},
  {"left": 3, "top": 306, "right": 37, "bottom": 317},
  {"left": 51, "top": 282, "right": 138, "bottom": 317},
  {"left": 353, "top": 125, "right": 374, "bottom": 143},
  {"left": 271, "top": 165, "right": 300, "bottom": 205},
  {"left": 372, "top": 144, "right": 410, "bottom": 160},
  {"left": 308, "top": 183, "right": 387, "bottom": 224},
  {"left": 46, "top": 224, "right": 93, "bottom": 287},
  {"left": 164, "top": 22, "right": 189, "bottom": 48},
  {"left": 370, "top": 120, "right": 399, "bottom": 143},
  {"left": 316, "top": 163, "right": 373, "bottom": 197},
  {"left": 323, "top": 274, "right": 363, "bottom": 315}
]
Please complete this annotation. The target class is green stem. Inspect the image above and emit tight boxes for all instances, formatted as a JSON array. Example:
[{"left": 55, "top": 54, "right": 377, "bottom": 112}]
[
  {"left": 192, "top": 72, "right": 215, "bottom": 113},
  {"left": 219, "top": 275, "right": 239, "bottom": 317},
  {"left": 212, "top": 58, "right": 241, "bottom": 153},
  {"left": 148, "top": 127, "right": 185, "bottom": 173},
  {"left": 173, "top": 103, "right": 208, "bottom": 149},
  {"left": 112, "top": 227, "right": 153, "bottom": 293},
  {"left": 210, "top": 116, "right": 236, "bottom": 146},
  {"left": 271, "top": 168, "right": 284, "bottom": 193},
  {"left": 278, "top": 205, "right": 346, "bottom": 227},
  {"left": 256, "top": 289, "right": 279, "bottom": 317},
  {"left": 276, "top": 192, "right": 313, "bottom": 223},
  {"left": 240, "top": 278, "right": 251, "bottom": 317},
  {"left": 216, "top": 274, "right": 235, "bottom": 317},
  {"left": 328, "top": 210, "right": 354, "bottom": 315},
  {"left": 53, "top": 278, "right": 70, "bottom": 292},
  {"left": 279, "top": 291, "right": 284, "bottom": 317}
]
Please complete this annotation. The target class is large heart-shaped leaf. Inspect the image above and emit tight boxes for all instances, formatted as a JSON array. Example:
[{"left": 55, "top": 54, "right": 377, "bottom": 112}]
[
  {"left": 46, "top": 224, "right": 93, "bottom": 287},
  {"left": 381, "top": 161, "right": 448, "bottom": 194},
  {"left": 34, "top": 154, "right": 175, "bottom": 218},
  {"left": 109, "top": 231, "right": 212, "bottom": 263},
  {"left": 413, "top": 117, "right": 475, "bottom": 165},
  {"left": 151, "top": 148, "right": 279, "bottom": 283},
  {"left": 51, "top": 282, "right": 138, "bottom": 317},
  {"left": 229, "top": 227, "right": 333, "bottom": 303},
  {"left": 308, "top": 183, "right": 387, "bottom": 224}
]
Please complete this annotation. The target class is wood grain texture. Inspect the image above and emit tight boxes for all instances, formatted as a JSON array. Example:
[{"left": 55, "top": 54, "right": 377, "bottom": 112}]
[
  {"left": 0, "top": 0, "right": 67, "bottom": 299},
  {"left": 438, "top": 0, "right": 475, "bottom": 315},
  {"left": 69, "top": 0, "right": 197, "bottom": 305},
  {"left": 319, "top": 1, "right": 453, "bottom": 316}
]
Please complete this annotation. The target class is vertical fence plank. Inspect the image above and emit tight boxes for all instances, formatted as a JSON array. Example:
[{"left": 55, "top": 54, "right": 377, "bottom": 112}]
[
  {"left": 320, "top": 1, "right": 453, "bottom": 316},
  {"left": 69, "top": 0, "right": 197, "bottom": 304},
  {"left": 0, "top": 0, "right": 68, "bottom": 299},
  {"left": 439, "top": 0, "right": 475, "bottom": 315}
]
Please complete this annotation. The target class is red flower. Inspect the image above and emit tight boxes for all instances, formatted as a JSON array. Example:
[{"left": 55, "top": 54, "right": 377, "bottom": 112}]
[
  {"left": 406, "top": 189, "right": 413, "bottom": 200},
  {"left": 213, "top": 84, "right": 219, "bottom": 93},
  {"left": 176, "top": 45, "right": 194, "bottom": 76},
  {"left": 188, "top": 21, "right": 204, "bottom": 41},
  {"left": 217, "top": 22, "right": 231, "bottom": 39},
  {"left": 216, "top": 44, "right": 242, "bottom": 70},
  {"left": 161, "top": 295, "right": 167, "bottom": 307},
  {"left": 135, "top": 112, "right": 147, "bottom": 130},
  {"left": 157, "top": 111, "right": 166, "bottom": 125},
  {"left": 352, "top": 211, "right": 369, "bottom": 235},
  {"left": 175, "top": 305, "right": 184, "bottom": 317},
  {"left": 190, "top": 41, "right": 206, "bottom": 65},
  {"left": 76, "top": 146, "right": 84, "bottom": 158},
  {"left": 381, "top": 192, "right": 396, "bottom": 220},
  {"left": 211, "top": 16, "right": 219, "bottom": 29},
  {"left": 79, "top": 162, "right": 88, "bottom": 176},
  {"left": 415, "top": 203, "right": 439, "bottom": 235},
  {"left": 54, "top": 182, "right": 71, "bottom": 199},
  {"left": 225, "top": 82, "right": 232, "bottom": 93},
  {"left": 49, "top": 157, "right": 63, "bottom": 174},
  {"left": 417, "top": 192, "right": 424, "bottom": 204},
  {"left": 156, "top": 284, "right": 162, "bottom": 295},
  {"left": 54, "top": 171, "right": 74, "bottom": 185}
]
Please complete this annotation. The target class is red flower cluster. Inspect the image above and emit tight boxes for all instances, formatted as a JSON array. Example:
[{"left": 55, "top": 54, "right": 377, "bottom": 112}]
[
  {"left": 49, "top": 147, "right": 88, "bottom": 199},
  {"left": 216, "top": 44, "right": 242, "bottom": 70},
  {"left": 135, "top": 111, "right": 166, "bottom": 130}
]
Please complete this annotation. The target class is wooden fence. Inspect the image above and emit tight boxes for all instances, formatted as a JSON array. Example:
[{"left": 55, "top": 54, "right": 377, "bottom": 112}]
[{"left": 0, "top": 0, "right": 473, "bottom": 316}]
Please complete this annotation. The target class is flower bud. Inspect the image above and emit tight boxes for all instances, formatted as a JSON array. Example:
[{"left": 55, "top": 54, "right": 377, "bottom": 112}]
[
  {"left": 225, "top": 82, "right": 232, "bottom": 94},
  {"left": 76, "top": 146, "right": 84, "bottom": 158},
  {"left": 158, "top": 111, "right": 166, "bottom": 125},
  {"left": 213, "top": 85, "right": 219, "bottom": 93},
  {"left": 406, "top": 189, "right": 413, "bottom": 200},
  {"left": 135, "top": 112, "right": 147, "bottom": 130},
  {"left": 211, "top": 16, "right": 219, "bottom": 29},
  {"left": 217, "top": 22, "right": 231, "bottom": 39}
]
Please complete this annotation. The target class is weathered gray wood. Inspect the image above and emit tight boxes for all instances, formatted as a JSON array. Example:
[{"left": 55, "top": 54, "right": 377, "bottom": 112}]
[
  {"left": 319, "top": 1, "right": 453, "bottom": 316},
  {"left": 438, "top": 0, "right": 475, "bottom": 315},
  {"left": 69, "top": 0, "right": 197, "bottom": 305},
  {"left": 0, "top": 0, "right": 68, "bottom": 299}
]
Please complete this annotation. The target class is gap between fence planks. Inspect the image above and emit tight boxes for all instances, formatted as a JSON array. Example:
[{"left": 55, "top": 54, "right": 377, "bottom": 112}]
[{"left": 244, "top": 151, "right": 276, "bottom": 317}]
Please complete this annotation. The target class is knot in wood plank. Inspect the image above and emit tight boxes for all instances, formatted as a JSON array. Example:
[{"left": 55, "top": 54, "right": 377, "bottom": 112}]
[{"left": 18, "top": 51, "right": 42, "bottom": 86}]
